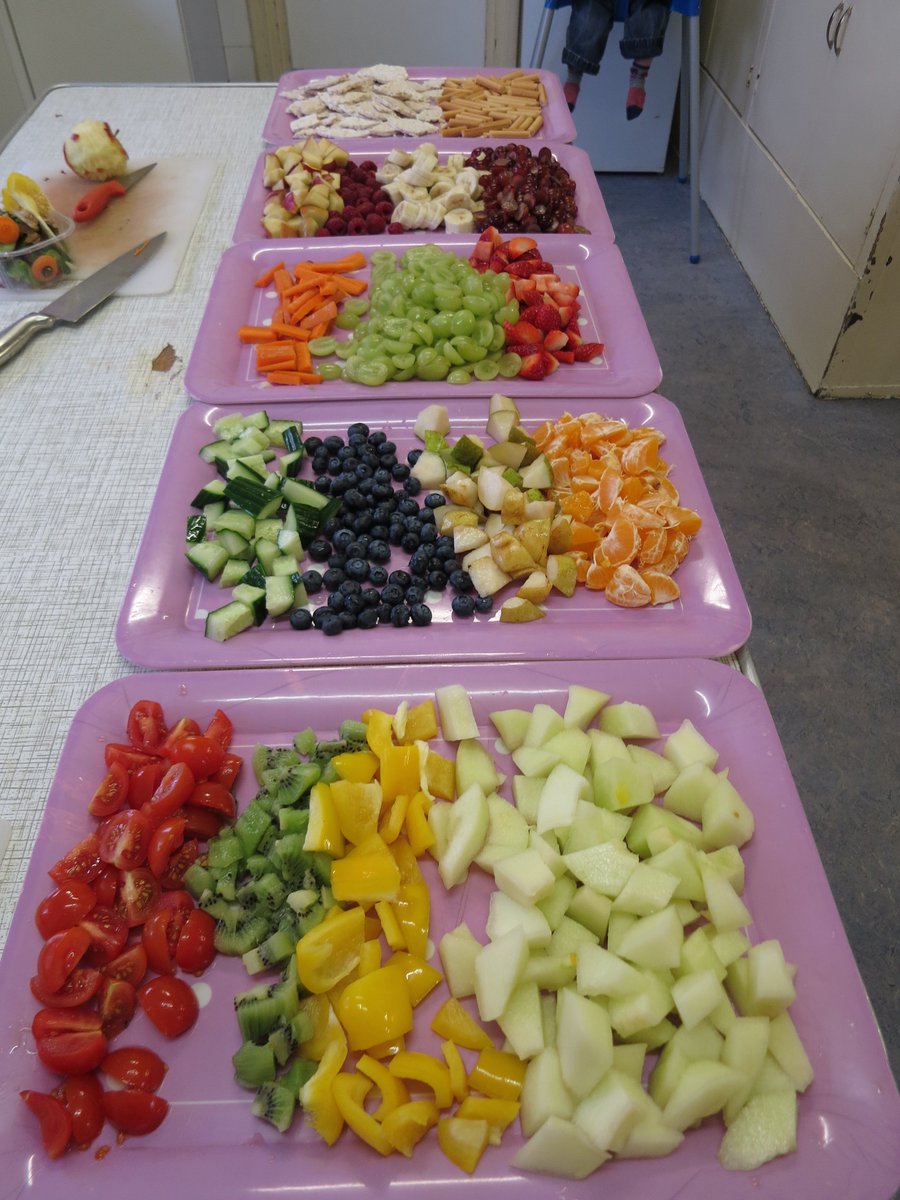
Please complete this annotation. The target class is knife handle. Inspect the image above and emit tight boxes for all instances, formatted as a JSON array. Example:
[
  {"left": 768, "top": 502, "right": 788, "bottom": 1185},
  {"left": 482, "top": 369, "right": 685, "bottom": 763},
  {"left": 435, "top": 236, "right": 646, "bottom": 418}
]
[
  {"left": 73, "top": 179, "right": 127, "bottom": 223},
  {"left": 0, "top": 312, "right": 57, "bottom": 367}
]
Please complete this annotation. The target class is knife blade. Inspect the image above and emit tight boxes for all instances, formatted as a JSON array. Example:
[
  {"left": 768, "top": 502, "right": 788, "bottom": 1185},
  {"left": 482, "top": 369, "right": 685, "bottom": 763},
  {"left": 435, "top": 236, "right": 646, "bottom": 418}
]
[
  {"left": 73, "top": 162, "right": 157, "bottom": 223},
  {"left": 0, "top": 231, "right": 166, "bottom": 368}
]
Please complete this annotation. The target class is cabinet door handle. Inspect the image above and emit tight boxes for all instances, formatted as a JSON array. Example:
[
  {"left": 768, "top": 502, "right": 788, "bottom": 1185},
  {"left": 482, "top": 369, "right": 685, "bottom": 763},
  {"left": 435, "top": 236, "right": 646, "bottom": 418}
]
[
  {"left": 826, "top": 1, "right": 844, "bottom": 49},
  {"left": 833, "top": 4, "right": 852, "bottom": 55}
]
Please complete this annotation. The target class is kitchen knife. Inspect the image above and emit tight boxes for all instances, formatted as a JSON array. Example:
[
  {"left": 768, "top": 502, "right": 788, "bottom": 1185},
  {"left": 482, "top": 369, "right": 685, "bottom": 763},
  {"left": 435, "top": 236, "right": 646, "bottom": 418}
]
[
  {"left": 73, "top": 162, "right": 157, "bottom": 223},
  {"left": 0, "top": 231, "right": 166, "bottom": 368}
]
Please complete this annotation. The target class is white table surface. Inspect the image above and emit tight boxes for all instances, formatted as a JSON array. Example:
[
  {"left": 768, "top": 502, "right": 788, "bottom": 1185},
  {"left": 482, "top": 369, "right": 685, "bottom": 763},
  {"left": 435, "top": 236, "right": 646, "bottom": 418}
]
[{"left": 0, "top": 84, "right": 275, "bottom": 949}]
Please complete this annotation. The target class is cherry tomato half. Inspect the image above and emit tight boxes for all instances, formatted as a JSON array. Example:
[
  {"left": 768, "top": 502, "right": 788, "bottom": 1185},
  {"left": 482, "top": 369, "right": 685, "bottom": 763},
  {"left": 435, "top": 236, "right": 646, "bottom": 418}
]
[
  {"left": 36, "top": 1029, "right": 108, "bottom": 1075},
  {"left": 48, "top": 834, "right": 103, "bottom": 885},
  {"left": 188, "top": 781, "right": 236, "bottom": 822},
  {"left": 37, "top": 927, "right": 91, "bottom": 995},
  {"left": 20, "top": 1090, "right": 72, "bottom": 1160},
  {"left": 138, "top": 976, "right": 199, "bottom": 1038},
  {"left": 211, "top": 752, "right": 243, "bottom": 789},
  {"left": 147, "top": 816, "right": 186, "bottom": 879},
  {"left": 87, "top": 762, "right": 129, "bottom": 819},
  {"left": 180, "top": 806, "right": 223, "bottom": 841},
  {"left": 35, "top": 881, "right": 97, "bottom": 940},
  {"left": 98, "top": 810, "right": 150, "bottom": 871},
  {"left": 98, "top": 976, "right": 137, "bottom": 1039},
  {"left": 92, "top": 864, "right": 121, "bottom": 909},
  {"left": 119, "top": 868, "right": 161, "bottom": 928},
  {"left": 80, "top": 905, "right": 128, "bottom": 967},
  {"left": 165, "top": 736, "right": 225, "bottom": 781},
  {"left": 159, "top": 838, "right": 199, "bottom": 890},
  {"left": 104, "top": 743, "right": 157, "bottom": 774},
  {"left": 141, "top": 907, "right": 188, "bottom": 975},
  {"left": 128, "top": 759, "right": 166, "bottom": 807},
  {"left": 127, "top": 700, "right": 168, "bottom": 755},
  {"left": 32, "top": 1006, "right": 103, "bottom": 1040},
  {"left": 102, "top": 1089, "right": 168, "bottom": 1136},
  {"left": 204, "top": 708, "right": 234, "bottom": 750},
  {"left": 62, "top": 1073, "right": 105, "bottom": 1148},
  {"left": 31, "top": 968, "right": 102, "bottom": 1009},
  {"left": 101, "top": 1046, "right": 167, "bottom": 1092},
  {"left": 140, "top": 762, "right": 195, "bottom": 829},
  {"left": 101, "top": 943, "right": 148, "bottom": 987},
  {"left": 174, "top": 909, "right": 216, "bottom": 976}
]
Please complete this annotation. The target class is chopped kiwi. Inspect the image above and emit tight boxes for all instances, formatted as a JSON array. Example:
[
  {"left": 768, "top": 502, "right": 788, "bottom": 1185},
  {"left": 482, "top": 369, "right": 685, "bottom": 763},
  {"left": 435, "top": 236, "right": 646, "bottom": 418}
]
[
  {"left": 233, "top": 1040, "right": 278, "bottom": 1089},
  {"left": 183, "top": 862, "right": 214, "bottom": 899},
  {"left": 292, "top": 728, "right": 317, "bottom": 757},
  {"left": 267, "top": 1022, "right": 298, "bottom": 1067},
  {"left": 235, "top": 986, "right": 293, "bottom": 1044},
  {"left": 278, "top": 808, "right": 310, "bottom": 836},
  {"left": 280, "top": 1055, "right": 317, "bottom": 1095},
  {"left": 241, "top": 927, "right": 295, "bottom": 975},
  {"left": 215, "top": 912, "right": 270, "bottom": 956},
  {"left": 251, "top": 1080, "right": 296, "bottom": 1133},
  {"left": 207, "top": 836, "right": 244, "bottom": 871},
  {"left": 286, "top": 887, "right": 319, "bottom": 915},
  {"left": 215, "top": 863, "right": 240, "bottom": 901},
  {"left": 201, "top": 896, "right": 245, "bottom": 929},
  {"left": 234, "top": 799, "right": 273, "bottom": 858},
  {"left": 260, "top": 762, "right": 319, "bottom": 809},
  {"left": 244, "top": 853, "right": 272, "bottom": 880},
  {"left": 252, "top": 744, "right": 301, "bottom": 786},
  {"left": 237, "top": 872, "right": 286, "bottom": 912}
]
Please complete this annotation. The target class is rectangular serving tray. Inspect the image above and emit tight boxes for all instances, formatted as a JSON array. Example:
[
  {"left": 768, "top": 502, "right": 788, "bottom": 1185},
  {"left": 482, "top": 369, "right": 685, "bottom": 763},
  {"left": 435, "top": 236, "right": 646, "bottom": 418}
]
[
  {"left": 115, "top": 394, "right": 751, "bottom": 669},
  {"left": 1, "top": 661, "right": 898, "bottom": 1200},
  {"left": 183, "top": 234, "right": 662, "bottom": 405},
  {"left": 262, "top": 66, "right": 577, "bottom": 147},
  {"left": 233, "top": 139, "right": 614, "bottom": 245}
]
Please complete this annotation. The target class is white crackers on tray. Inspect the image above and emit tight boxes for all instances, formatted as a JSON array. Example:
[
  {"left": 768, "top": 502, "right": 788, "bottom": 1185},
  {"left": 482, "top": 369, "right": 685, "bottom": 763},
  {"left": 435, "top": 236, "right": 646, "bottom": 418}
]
[{"left": 282, "top": 65, "right": 444, "bottom": 139}]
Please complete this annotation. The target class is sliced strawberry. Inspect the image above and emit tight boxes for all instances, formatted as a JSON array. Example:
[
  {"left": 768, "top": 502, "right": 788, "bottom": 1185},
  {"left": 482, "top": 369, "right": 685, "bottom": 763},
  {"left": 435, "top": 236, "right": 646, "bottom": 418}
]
[
  {"left": 556, "top": 303, "right": 577, "bottom": 325},
  {"left": 528, "top": 303, "right": 563, "bottom": 332},
  {"left": 517, "top": 352, "right": 548, "bottom": 381},
  {"left": 504, "top": 319, "right": 543, "bottom": 345},
  {"left": 574, "top": 341, "right": 605, "bottom": 361},
  {"left": 488, "top": 253, "right": 510, "bottom": 274},
  {"left": 505, "top": 245, "right": 541, "bottom": 263},
  {"left": 549, "top": 281, "right": 581, "bottom": 301},
  {"left": 551, "top": 349, "right": 576, "bottom": 364},
  {"left": 478, "top": 225, "right": 502, "bottom": 244},
  {"left": 507, "top": 259, "right": 553, "bottom": 279},
  {"left": 505, "top": 235, "right": 538, "bottom": 258},
  {"left": 542, "top": 350, "right": 560, "bottom": 375},
  {"left": 471, "top": 240, "right": 494, "bottom": 263},
  {"left": 565, "top": 323, "right": 583, "bottom": 347},
  {"left": 504, "top": 342, "right": 540, "bottom": 357},
  {"left": 512, "top": 281, "right": 541, "bottom": 305},
  {"left": 543, "top": 329, "right": 569, "bottom": 353}
]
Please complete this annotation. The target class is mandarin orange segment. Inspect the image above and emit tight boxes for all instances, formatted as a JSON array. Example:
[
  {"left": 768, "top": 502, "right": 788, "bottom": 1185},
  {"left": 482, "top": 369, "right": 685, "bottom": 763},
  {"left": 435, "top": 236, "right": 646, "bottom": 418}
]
[
  {"left": 569, "top": 521, "right": 600, "bottom": 550},
  {"left": 638, "top": 526, "right": 668, "bottom": 566},
  {"left": 619, "top": 476, "right": 647, "bottom": 504},
  {"left": 601, "top": 515, "right": 640, "bottom": 566},
  {"left": 585, "top": 560, "right": 614, "bottom": 590},
  {"left": 597, "top": 467, "right": 623, "bottom": 514},
  {"left": 640, "top": 569, "right": 682, "bottom": 606},
  {"left": 605, "top": 564, "right": 652, "bottom": 608},
  {"left": 661, "top": 505, "right": 703, "bottom": 535}
]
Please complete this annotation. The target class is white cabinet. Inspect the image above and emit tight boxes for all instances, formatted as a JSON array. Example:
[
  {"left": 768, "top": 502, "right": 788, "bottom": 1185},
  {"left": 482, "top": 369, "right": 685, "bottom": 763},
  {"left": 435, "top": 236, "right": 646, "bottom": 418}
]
[{"left": 699, "top": 0, "right": 900, "bottom": 396}]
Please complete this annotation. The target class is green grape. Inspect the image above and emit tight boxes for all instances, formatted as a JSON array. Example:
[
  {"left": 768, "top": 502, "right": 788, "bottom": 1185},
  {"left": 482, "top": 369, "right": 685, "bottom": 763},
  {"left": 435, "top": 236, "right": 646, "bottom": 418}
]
[
  {"left": 429, "top": 311, "right": 453, "bottom": 339},
  {"left": 462, "top": 294, "right": 493, "bottom": 317},
  {"left": 358, "top": 340, "right": 389, "bottom": 362},
  {"left": 416, "top": 346, "right": 438, "bottom": 368},
  {"left": 433, "top": 286, "right": 463, "bottom": 312},
  {"left": 495, "top": 302, "right": 519, "bottom": 326},
  {"left": 410, "top": 282, "right": 435, "bottom": 307},
  {"left": 437, "top": 339, "right": 465, "bottom": 367},
  {"left": 489, "top": 324, "right": 507, "bottom": 353},
  {"left": 473, "top": 357, "right": 501, "bottom": 381},
  {"left": 356, "top": 360, "right": 392, "bottom": 387},
  {"left": 413, "top": 320, "right": 434, "bottom": 346},
  {"left": 370, "top": 250, "right": 396, "bottom": 267},
  {"left": 382, "top": 338, "right": 414, "bottom": 356},
  {"left": 416, "top": 354, "right": 451, "bottom": 381},
  {"left": 343, "top": 296, "right": 369, "bottom": 316},
  {"left": 334, "top": 312, "right": 360, "bottom": 330},
  {"left": 308, "top": 336, "right": 338, "bottom": 357},
  {"left": 391, "top": 353, "right": 416, "bottom": 371},
  {"left": 390, "top": 296, "right": 408, "bottom": 318},
  {"left": 450, "top": 309, "right": 477, "bottom": 338},
  {"left": 382, "top": 317, "right": 412, "bottom": 339},
  {"left": 334, "top": 341, "right": 354, "bottom": 360},
  {"left": 497, "top": 352, "right": 522, "bottom": 378},
  {"left": 317, "top": 361, "right": 344, "bottom": 381},
  {"left": 392, "top": 362, "right": 417, "bottom": 382},
  {"left": 474, "top": 317, "right": 495, "bottom": 348},
  {"left": 447, "top": 367, "right": 472, "bottom": 385},
  {"left": 451, "top": 336, "right": 487, "bottom": 363}
]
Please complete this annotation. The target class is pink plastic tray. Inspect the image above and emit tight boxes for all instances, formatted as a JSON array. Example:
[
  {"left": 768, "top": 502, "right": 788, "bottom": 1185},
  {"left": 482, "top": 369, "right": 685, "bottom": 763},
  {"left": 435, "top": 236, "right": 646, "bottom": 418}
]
[
  {"left": 263, "top": 66, "right": 577, "bottom": 147},
  {"left": 233, "top": 139, "right": 614, "bottom": 244},
  {"left": 115, "top": 394, "right": 751, "bottom": 669},
  {"left": 1, "top": 661, "right": 898, "bottom": 1200},
  {"left": 183, "top": 235, "right": 662, "bottom": 405}
]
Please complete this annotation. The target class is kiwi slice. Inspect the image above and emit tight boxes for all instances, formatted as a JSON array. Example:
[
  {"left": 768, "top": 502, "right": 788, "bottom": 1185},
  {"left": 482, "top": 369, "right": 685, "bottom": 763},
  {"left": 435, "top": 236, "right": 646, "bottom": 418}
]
[
  {"left": 251, "top": 1080, "right": 296, "bottom": 1134},
  {"left": 183, "top": 862, "right": 214, "bottom": 899},
  {"left": 280, "top": 1055, "right": 317, "bottom": 1096},
  {"left": 267, "top": 1021, "right": 298, "bottom": 1067},
  {"left": 292, "top": 728, "right": 317, "bottom": 757},
  {"left": 241, "top": 927, "right": 295, "bottom": 975},
  {"left": 233, "top": 1040, "right": 277, "bottom": 1089},
  {"left": 278, "top": 807, "right": 310, "bottom": 836},
  {"left": 252, "top": 744, "right": 301, "bottom": 787},
  {"left": 244, "top": 853, "right": 272, "bottom": 881},
  {"left": 238, "top": 871, "right": 286, "bottom": 911},
  {"left": 234, "top": 799, "right": 273, "bottom": 858},
  {"left": 215, "top": 912, "right": 270, "bottom": 957},
  {"left": 261, "top": 762, "right": 319, "bottom": 809}
]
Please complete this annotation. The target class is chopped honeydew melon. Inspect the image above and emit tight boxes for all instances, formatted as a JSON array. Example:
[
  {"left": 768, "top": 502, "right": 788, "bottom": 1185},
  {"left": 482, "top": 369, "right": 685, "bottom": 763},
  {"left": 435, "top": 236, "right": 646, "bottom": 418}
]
[
  {"left": 566, "top": 886, "right": 612, "bottom": 940},
  {"left": 522, "top": 954, "right": 578, "bottom": 990},
  {"left": 616, "top": 905, "right": 684, "bottom": 970},
  {"left": 628, "top": 744, "right": 679, "bottom": 793},
  {"left": 472, "top": 795, "right": 530, "bottom": 871},
  {"left": 721, "top": 1015, "right": 771, "bottom": 1125},
  {"left": 512, "top": 1114, "right": 609, "bottom": 1180},
  {"left": 497, "top": 980, "right": 544, "bottom": 1060},
  {"left": 703, "top": 844, "right": 746, "bottom": 893},
  {"left": 593, "top": 757, "right": 656, "bottom": 812},
  {"left": 542, "top": 727, "right": 592, "bottom": 775},
  {"left": 608, "top": 970, "right": 673, "bottom": 1039},
  {"left": 718, "top": 1089, "right": 797, "bottom": 1170},
  {"left": 523, "top": 702, "right": 566, "bottom": 748},
  {"left": 575, "top": 944, "right": 645, "bottom": 999},
  {"left": 766, "top": 1011, "right": 814, "bottom": 1091},
  {"left": 511, "top": 774, "right": 543, "bottom": 822},
  {"left": 519, "top": 1046, "right": 575, "bottom": 1136},
  {"left": 435, "top": 684, "right": 479, "bottom": 741},
  {"left": 664, "top": 719, "right": 720, "bottom": 771},
  {"left": 662, "top": 1059, "right": 745, "bottom": 1131},
  {"left": 556, "top": 987, "right": 614, "bottom": 1099},
  {"left": 493, "top": 847, "right": 556, "bottom": 907},
  {"left": 486, "top": 891, "right": 552, "bottom": 949},
  {"left": 548, "top": 915, "right": 600, "bottom": 958},
  {"left": 599, "top": 701, "right": 660, "bottom": 740},
  {"left": 671, "top": 969, "right": 729, "bottom": 1030},
  {"left": 699, "top": 864, "right": 752, "bottom": 933},
  {"left": 562, "top": 840, "right": 640, "bottom": 898},
  {"left": 437, "top": 783, "right": 489, "bottom": 889},
  {"left": 438, "top": 922, "right": 482, "bottom": 998},
  {"left": 588, "top": 728, "right": 630, "bottom": 765},
  {"left": 573, "top": 1068, "right": 647, "bottom": 1152},
  {"left": 563, "top": 684, "right": 611, "bottom": 730},
  {"left": 662, "top": 760, "right": 719, "bottom": 820},
  {"left": 701, "top": 774, "right": 756, "bottom": 849},
  {"left": 745, "top": 940, "right": 797, "bottom": 1017},
  {"left": 611, "top": 862, "right": 680, "bottom": 916},
  {"left": 489, "top": 707, "right": 531, "bottom": 752},
  {"left": 474, "top": 926, "right": 529, "bottom": 1022},
  {"left": 535, "top": 874, "right": 578, "bottom": 931},
  {"left": 455, "top": 738, "right": 504, "bottom": 796},
  {"left": 536, "top": 763, "right": 590, "bottom": 833}
]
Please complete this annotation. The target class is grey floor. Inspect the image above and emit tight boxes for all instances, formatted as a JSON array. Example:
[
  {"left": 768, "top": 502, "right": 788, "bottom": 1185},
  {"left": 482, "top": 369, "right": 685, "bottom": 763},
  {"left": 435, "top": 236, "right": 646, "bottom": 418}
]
[{"left": 599, "top": 166, "right": 900, "bottom": 1083}]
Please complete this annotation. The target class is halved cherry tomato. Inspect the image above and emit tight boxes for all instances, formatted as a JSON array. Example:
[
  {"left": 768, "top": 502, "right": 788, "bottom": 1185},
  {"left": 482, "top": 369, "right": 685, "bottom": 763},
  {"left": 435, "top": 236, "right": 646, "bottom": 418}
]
[
  {"left": 62, "top": 1074, "right": 104, "bottom": 1148},
  {"left": 104, "top": 743, "right": 157, "bottom": 774},
  {"left": 32, "top": 1006, "right": 103, "bottom": 1040},
  {"left": 88, "top": 762, "right": 129, "bottom": 818},
  {"left": 127, "top": 700, "right": 168, "bottom": 755},
  {"left": 101, "top": 943, "right": 148, "bottom": 987},
  {"left": 102, "top": 1089, "right": 168, "bottom": 1135},
  {"left": 128, "top": 759, "right": 166, "bottom": 807},
  {"left": 138, "top": 976, "right": 198, "bottom": 1038},
  {"left": 20, "top": 1090, "right": 72, "bottom": 1159},
  {"left": 92, "top": 864, "right": 121, "bottom": 908},
  {"left": 159, "top": 717, "right": 202, "bottom": 757},
  {"left": 119, "top": 868, "right": 160, "bottom": 928},
  {"left": 151, "top": 889, "right": 195, "bottom": 915},
  {"left": 147, "top": 815, "right": 186, "bottom": 879},
  {"left": 98, "top": 976, "right": 137, "bottom": 1039},
  {"left": 31, "top": 968, "right": 102, "bottom": 1009},
  {"left": 159, "top": 838, "right": 199, "bottom": 890},
  {"left": 188, "top": 780, "right": 236, "bottom": 821},
  {"left": 98, "top": 809, "right": 150, "bottom": 871},
  {"left": 204, "top": 708, "right": 234, "bottom": 750},
  {"left": 37, "top": 1029, "right": 108, "bottom": 1075},
  {"left": 181, "top": 806, "right": 223, "bottom": 841},
  {"left": 35, "top": 881, "right": 96, "bottom": 939},
  {"left": 80, "top": 906, "right": 128, "bottom": 967},
  {"left": 140, "top": 762, "right": 195, "bottom": 829},
  {"left": 174, "top": 909, "right": 216, "bottom": 975},
  {"left": 211, "top": 752, "right": 243, "bottom": 789},
  {"left": 48, "top": 834, "right": 103, "bottom": 885},
  {"left": 141, "top": 906, "right": 189, "bottom": 975},
  {"left": 165, "top": 735, "right": 225, "bottom": 780},
  {"left": 37, "top": 927, "right": 91, "bottom": 994},
  {"left": 101, "top": 1046, "right": 167, "bottom": 1092}
]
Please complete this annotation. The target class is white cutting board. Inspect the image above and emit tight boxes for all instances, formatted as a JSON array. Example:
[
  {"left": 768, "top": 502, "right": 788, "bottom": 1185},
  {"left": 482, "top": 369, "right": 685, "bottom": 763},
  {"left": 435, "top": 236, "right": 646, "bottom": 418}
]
[{"left": 0, "top": 156, "right": 219, "bottom": 300}]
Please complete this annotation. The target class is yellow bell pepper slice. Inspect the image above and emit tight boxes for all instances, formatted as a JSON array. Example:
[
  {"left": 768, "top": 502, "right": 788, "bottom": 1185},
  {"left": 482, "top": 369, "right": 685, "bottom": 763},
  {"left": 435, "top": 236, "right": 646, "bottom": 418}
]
[
  {"left": 297, "top": 993, "right": 332, "bottom": 1060},
  {"left": 331, "top": 838, "right": 401, "bottom": 905},
  {"left": 388, "top": 1050, "right": 453, "bottom": 1110},
  {"left": 456, "top": 1095, "right": 520, "bottom": 1142},
  {"left": 405, "top": 793, "right": 436, "bottom": 858},
  {"left": 304, "top": 782, "right": 345, "bottom": 857},
  {"left": 431, "top": 997, "right": 494, "bottom": 1051},
  {"left": 331, "top": 1072, "right": 393, "bottom": 1156},
  {"left": 378, "top": 792, "right": 411, "bottom": 844},
  {"left": 424, "top": 749, "right": 456, "bottom": 800},
  {"left": 389, "top": 836, "right": 425, "bottom": 886},
  {"left": 382, "top": 1099, "right": 439, "bottom": 1157},
  {"left": 364, "top": 709, "right": 394, "bottom": 758},
  {"left": 380, "top": 745, "right": 421, "bottom": 804},
  {"left": 299, "top": 1011, "right": 348, "bottom": 1145},
  {"left": 335, "top": 962, "right": 413, "bottom": 1052},
  {"left": 295, "top": 905, "right": 365, "bottom": 994},
  {"left": 389, "top": 951, "right": 442, "bottom": 1006},
  {"left": 367, "top": 1034, "right": 406, "bottom": 1059},
  {"left": 399, "top": 699, "right": 439, "bottom": 744},
  {"left": 467, "top": 1047, "right": 526, "bottom": 1102},
  {"left": 393, "top": 880, "right": 430, "bottom": 959},
  {"left": 440, "top": 1040, "right": 469, "bottom": 1104},
  {"left": 437, "top": 1117, "right": 490, "bottom": 1173},
  {"left": 357, "top": 938, "right": 382, "bottom": 976},
  {"left": 330, "top": 779, "right": 383, "bottom": 844},
  {"left": 356, "top": 1053, "right": 410, "bottom": 1120},
  {"left": 332, "top": 749, "right": 380, "bottom": 784},
  {"left": 374, "top": 899, "right": 407, "bottom": 950}
]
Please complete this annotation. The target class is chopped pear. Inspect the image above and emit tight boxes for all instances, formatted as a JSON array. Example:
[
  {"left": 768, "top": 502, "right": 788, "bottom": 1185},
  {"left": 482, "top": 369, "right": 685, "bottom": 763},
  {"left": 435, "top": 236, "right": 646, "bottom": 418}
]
[
  {"left": 546, "top": 554, "right": 577, "bottom": 596},
  {"left": 453, "top": 524, "right": 489, "bottom": 554},
  {"left": 443, "top": 470, "right": 479, "bottom": 507},
  {"left": 516, "top": 570, "right": 552, "bottom": 603},
  {"left": 490, "top": 439, "right": 528, "bottom": 468},
  {"left": 548, "top": 514, "right": 574, "bottom": 552},
  {"left": 467, "top": 555, "right": 512, "bottom": 598},
  {"left": 490, "top": 531, "right": 537, "bottom": 576},
  {"left": 499, "top": 487, "right": 527, "bottom": 523},
  {"left": 410, "top": 450, "right": 447, "bottom": 488},
  {"left": 517, "top": 517, "right": 551, "bottom": 565},
  {"left": 499, "top": 597, "right": 545, "bottom": 622}
]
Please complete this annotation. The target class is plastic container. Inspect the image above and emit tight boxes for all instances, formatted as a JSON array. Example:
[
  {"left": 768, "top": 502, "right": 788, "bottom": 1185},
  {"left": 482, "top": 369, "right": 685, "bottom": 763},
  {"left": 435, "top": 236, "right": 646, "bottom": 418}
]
[{"left": 0, "top": 210, "right": 75, "bottom": 290}]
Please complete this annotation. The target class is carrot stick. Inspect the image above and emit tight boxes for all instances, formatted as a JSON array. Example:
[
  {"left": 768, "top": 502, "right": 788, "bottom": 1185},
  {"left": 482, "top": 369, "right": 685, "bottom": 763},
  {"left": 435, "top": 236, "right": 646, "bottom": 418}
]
[
  {"left": 270, "top": 323, "right": 313, "bottom": 342},
  {"left": 265, "top": 370, "right": 323, "bottom": 385},
  {"left": 254, "top": 261, "right": 285, "bottom": 287},
  {"left": 272, "top": 268, "right": 294, "bottom": 295},
  {"left": 299, "top": 301, "right": 338, "bottom": 331},
  {"left": 308, "top": 322, "right": 329, "bottom": 339},
  {"left": 289, "top": 292, "right": 325, "bottom": 324},
  {"left": 238, "top": 325, "right": 277, "bottom": 344},
  {"left": 293, "top": 342, "right": 312, "bottom": 372}
]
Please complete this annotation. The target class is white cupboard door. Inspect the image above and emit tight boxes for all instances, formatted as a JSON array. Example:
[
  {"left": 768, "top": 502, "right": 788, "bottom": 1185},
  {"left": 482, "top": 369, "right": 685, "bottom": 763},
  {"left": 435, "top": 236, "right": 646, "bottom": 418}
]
[
  {"left": 747, "top": 0, "right": 900, "bottom": 267},
  {"left": 701, "top": 0, "right": 771, "bottom": 118}
]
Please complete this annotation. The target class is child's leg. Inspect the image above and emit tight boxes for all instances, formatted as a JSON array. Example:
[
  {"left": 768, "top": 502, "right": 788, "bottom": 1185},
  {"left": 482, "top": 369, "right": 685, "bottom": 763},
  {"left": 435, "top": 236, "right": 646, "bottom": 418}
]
[
  {"left": 619, "top": 0, "right": 672, "bottom": 119},
  {"left": 562, "top": 0, "right": 616, "bottom": 109}
]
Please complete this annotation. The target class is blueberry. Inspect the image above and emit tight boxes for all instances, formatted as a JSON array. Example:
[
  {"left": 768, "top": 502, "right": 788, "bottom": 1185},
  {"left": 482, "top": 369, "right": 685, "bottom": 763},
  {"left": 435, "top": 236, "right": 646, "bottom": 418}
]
[
  {"left": 390, "top": 604, "right": 411, "bottom": 627},
  {"left": 380, "top": 440, "right": 397, "bottom": 456},
  {"left": 353, "top": 511, "right": 374, "bottom": 532},
  {"left": 388, "top": 524, "right": 405, "bottom": 547},
  {"left": 410, "top": 603, "right": 433, "bottom": 626},
  {"left": 388, "top": 570, "right": 412, "bottom": 589},
  {"left": 311, "top": 606, "right": 332, "bottom": 628},
  {"left": 327, "top": 455, "right": 342, "bottom": 474},
  {"left": 348, "top": 422, "right": 370, "bottom": 439},
  {"left": 361, "top": 587, "right": 381, "bottom": 608},
  {"left": 358, "top": 478, "right": 375, "bottom": 496},
  {"left": 381, "top": 583, "right": 404, "bottom": 606},
  {"left": 372, "top": 504, "right": 395, "bottom": 525},
  {"left": 409, "top": 549, "right": 432, "bottom": 576},
  {"left": 397, "top": 497, "right": 419, "bottom": 517},
  {"left": 321, "top": 614, "right": 344, "bottom": 636},
  {"left": 327, "top": 553, "right": 347, "bottom": 570},
  {"left": 338, "top": 579, "right": 362, "bottom": 597},
  {"left": 391, "top": 463, "right": 411, "bottom": 481},
  {"left": 374, "top": 468, "right": 392, "bottom": 485},
  {"left": 451, "top": 594, "right": 476, "bottom": 617},
  {"left": 424, "top": 492, "right": 444, "bottom": 509},
  {"left": 372, "top": 483, "right": 395, "bottom": 502},
  {"left": 377, "top": 602, "right": 394, "bottom": 623},
  {"left": 343, "top": 541, "right": 364, "bottom": 559},
  {"left": 354, "top": 464, "right": 374, "bottom": 481},
  {"left": 405, "top": 586, "right": 425, "bottom": 605},
  {"left": 401, "top": 532, "right": 420, "bottom": 554},
  {"left": 301, "top": 569, "right": 324, "bottom": 594},
  {"left": 307, "top": 538, "right": 331, "bottom": 562},
  {"left": 343, "top": 488, "right": 367, "bottom": 511},
  {"left": 323, "top": 434, "right": 344, "bottom": 453},
  {"left": 474, "top": 594, "right": 494, "bottom": 613},
  {"left": 407, "top": 448, "right": 423, "bottom": 466},
  {"left": 327, "top": 591, "right": 346, "bottom": 612},
  {"left": 434, "top": 537, "right": 456, "bottom": 560},
  {"left": 311, "top": 457, "right": 329, "bottom": 476},
  {"left": 370, "top": 524, "right": 389, "bottom": 541},
  {"left": 419, "top": 523, "right": 437, "bottom": 543},
  {"left": 321, "top": 517, "right": 341, "bottom": 538},
  {"left": 367, "top": 430, "right": 387, "bottom": 446},
  {"left": 304, "top": 436, "right": 324, "bottom": 454},
  {"left": 332, "top": 529, "right": 355, "bottom": 552},
  {"left": 418, "top": 508, "right": 436, "bottom": 526},
  {"left": 357, "top": 608, "right": 379, "bottom": 630},
  {"left": 427, "top": 569, "right": 448, "bottom": 590},
  {"left": 314, "top": 476, "right": 332, "bottom": 494},
  {"left": 367, "top": 539, "right": 391, "bottom": 563},
  {"left": 337, "top": 445, "right": 354, "bottom": 461},
  {"left": 449, "top": 569, "right": 474, "bottom": 593},
  {"left": 289, "top": 608, "right": 313, "bottom": 630},
  {"left": 322, "top": 567, "right": 346, "bottom": 590},
  {"left": 403, "top": 477, "right": 422, "bottom": 495},
  {"left": 368, "top": 565, "right": 388, "bottom": 587},
  {"left": 339, "top": 612, "right": 358, "bottom": 629},
  {"left": 346, "top": 557, "right": 369, "bottom": 581}
]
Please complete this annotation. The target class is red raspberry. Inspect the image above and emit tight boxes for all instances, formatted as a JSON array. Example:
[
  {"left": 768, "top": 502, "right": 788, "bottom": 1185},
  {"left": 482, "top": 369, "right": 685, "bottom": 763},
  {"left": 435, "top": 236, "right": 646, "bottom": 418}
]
[
  {"left": 325, "top": 216, "right": 347, "bottom": 235},
  {"left": 375, "top": 201, "right": 394, "bottom": 218},
  {"left": 366, "top": 213, "right": 386, "bottom": 234},
  {"left": 387, "top": 222, "right": 405, "bottom": 235},
  {"left": 346, "top": 217, "right": 367, "bottom": 236}
]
